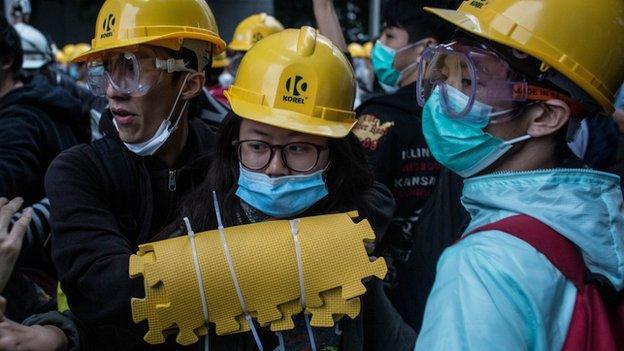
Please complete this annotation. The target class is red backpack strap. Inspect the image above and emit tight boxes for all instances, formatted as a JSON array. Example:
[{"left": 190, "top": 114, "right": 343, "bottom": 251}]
[{"left": 468, "top": 214, "right": 587, "bottom": 289}]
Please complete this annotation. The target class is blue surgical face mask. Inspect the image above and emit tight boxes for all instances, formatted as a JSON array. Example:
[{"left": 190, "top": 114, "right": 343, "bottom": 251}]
[
  {"left": 235, "top": 165, "right": 329, "bottom": 218},
  {"left": 422, "top": 86, "right": 531, "bottom": 177},
  {"left": 371, "top": 40, "right": 421, "bottom": 93}
]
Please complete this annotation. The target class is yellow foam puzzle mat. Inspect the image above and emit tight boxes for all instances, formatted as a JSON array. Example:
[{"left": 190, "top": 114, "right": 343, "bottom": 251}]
[{"left": 129, "top": 211, "right": 387, "bottom": 345}]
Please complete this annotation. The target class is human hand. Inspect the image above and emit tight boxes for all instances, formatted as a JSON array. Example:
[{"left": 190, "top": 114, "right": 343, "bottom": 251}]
[
  {"left": 311, "top": 0, "right": 348, "bottom": 52},
  {"left": 0, "top": 197, "right": 32, "bottom": 293},
  {"left": 613, "top": 109, "right": 624, "bottom": 133},
  {"left": 0, "top": 296, "right": 6, "bottom": 320},
  {"left": 312, "top": 0, "right": 334, "bottom": 5},
  {"left": 0, "top": 317, "right": 68, "bottom": 351}
]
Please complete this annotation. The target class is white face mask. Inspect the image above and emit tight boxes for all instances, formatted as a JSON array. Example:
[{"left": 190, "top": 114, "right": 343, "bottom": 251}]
[
  {"left": 218, "top": 71, "right": 234, "bottom": 88},
  {"left": 114, "top": 74, "right": 190, "bottom": 156}
]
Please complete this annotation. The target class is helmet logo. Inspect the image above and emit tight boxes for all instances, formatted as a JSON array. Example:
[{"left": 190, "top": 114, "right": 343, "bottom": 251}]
[
  {"left": 252, "top": 32, "right": 264, "bottom": 44},
  {"left": 101, "top": 14, "right": 116, "bottom": 39},
  {"left": 468, "top": 0, "right": 488, "bottom": 9},
  {"left": 285, "top": 75, "right": 307, "bottom": 96},
  {"left": 283, "top": 75, "right": 308, "bottom": 104}
]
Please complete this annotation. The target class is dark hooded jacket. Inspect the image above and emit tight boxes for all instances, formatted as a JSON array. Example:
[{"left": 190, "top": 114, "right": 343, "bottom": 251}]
[
  {"left": 44, "top": 111, "right": 217, "bottom": 350},
  {"left": 0, "top": 74, "right": 87, "bottom": 205},
  {"left": 353, "top": 82, "right": 441, "bottom": 283}
]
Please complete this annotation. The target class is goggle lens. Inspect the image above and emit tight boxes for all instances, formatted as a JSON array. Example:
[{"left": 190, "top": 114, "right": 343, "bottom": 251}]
[{"left": 417, "top": 41, "right": 527, "bottom": 119}]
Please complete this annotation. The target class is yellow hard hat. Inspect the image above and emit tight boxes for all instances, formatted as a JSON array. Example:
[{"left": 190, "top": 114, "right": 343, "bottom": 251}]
[
  {"left": 348, "top": 43, "right": 366, "bottom": 59},
  {"left": 62, "top": 44, "right": 75, "bottom": 57},
  {"left": 73, "top": 0, "right": 226, "bottom": 63},
  {"left": 55, "top": 51, "right": 68, "bottom": 65},
  {"left": 425, "top": 0, "right": 624, "bottom": 114},
  {"left": 228, "top": 13, "right": 284, "bottom": 52},
  {"left": 212, "top": 51, "right": 230, "bottom": 69},
  {"left": 70, "top": 43, "right": 91, "bottom": 61},
  {"left": 225, "top": 26, "right": 357, "bottom": 138},
  {"left": 362, "top": 42, "right": 372, "bottom": 59}
]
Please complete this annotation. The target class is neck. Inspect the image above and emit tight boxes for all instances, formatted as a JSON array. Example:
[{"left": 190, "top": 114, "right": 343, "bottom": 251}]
[
  {"left": 484, "top": 136, "right": 558, "bottom": 174},
  {"left": 0, "top": 74, "right": 21, "bottom": 99},
  {"left": 613, "top": 109, "right": 624, "bottom": 133},
  {"left": 399, "top": 66, "right": 418, "bottom": 88},
  {"left": 155, "top": 114, "right": 189, "bottom": 168}
]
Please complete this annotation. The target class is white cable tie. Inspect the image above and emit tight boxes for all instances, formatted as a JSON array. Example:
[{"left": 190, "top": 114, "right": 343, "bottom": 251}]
[
  {"left": 212, "top": 191, "right": 263, "bottom": 351},
  {"left": 289, "top": 219, "right": 306, "bottom": 307},
  {"left": 245, "top": 313, "right": 263, "bottom": 351},
  {"left": 334, "top": 323, "right": 343, "bottom": 336},
  {"left": 183, "top": 217, "right": 210, "bottom": 351},
  {"left": 276, "top": 332, "right": 286, "bottom": 351},
  {"left": 303, "top": 313, "right": 317, "bottom": 351},
  {"left": 289, "top": 219, "right": 317, "bottom": 351}
]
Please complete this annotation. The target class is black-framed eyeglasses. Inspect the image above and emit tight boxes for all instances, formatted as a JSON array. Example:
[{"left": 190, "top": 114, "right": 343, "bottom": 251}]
[{"left": 233, "top": 139, "right": 329, "bottom": 172}]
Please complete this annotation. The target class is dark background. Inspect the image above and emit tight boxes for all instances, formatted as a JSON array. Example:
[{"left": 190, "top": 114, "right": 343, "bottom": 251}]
[{"left": 3, "top": 0, "right": 373, "bottom": 48}]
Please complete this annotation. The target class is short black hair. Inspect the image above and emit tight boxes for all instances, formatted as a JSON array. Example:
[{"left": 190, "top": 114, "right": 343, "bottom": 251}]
[
  {"left": 0, "top": 15, "right": 23, "bottom": 76},
  {"left": 381, "top": 0, "right": 461, "bottom": 43}
]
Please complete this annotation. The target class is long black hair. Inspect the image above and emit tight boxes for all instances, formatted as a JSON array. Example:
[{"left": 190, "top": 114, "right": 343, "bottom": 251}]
[
  {"left": 0, "top": 16, "right": 23, "bottom": 78},
  {"left": 170, "top": 112, "right": 375, "bottom": 233}
]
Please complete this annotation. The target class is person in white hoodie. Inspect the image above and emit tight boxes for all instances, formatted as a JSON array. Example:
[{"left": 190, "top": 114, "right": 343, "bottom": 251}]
[{"left": 413, "top": 0, "right": 624, "bottom": 350}]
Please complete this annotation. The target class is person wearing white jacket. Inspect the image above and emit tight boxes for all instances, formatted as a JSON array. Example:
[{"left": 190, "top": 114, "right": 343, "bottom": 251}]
[{"left": 413, "top": 0, "right": 624, "bottom": 350}]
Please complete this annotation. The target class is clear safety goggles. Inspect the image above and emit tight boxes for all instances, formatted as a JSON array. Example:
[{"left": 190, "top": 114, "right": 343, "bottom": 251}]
[
  {"left": 416, "top": 39, "right": 580, "bottom": 122},
  {"left": 86, "top": 49, "right": 194, "bottom": 97}
]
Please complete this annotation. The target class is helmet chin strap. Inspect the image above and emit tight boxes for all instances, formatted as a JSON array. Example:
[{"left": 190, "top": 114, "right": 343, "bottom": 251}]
[{"left": 167, "top": 73, "right": 191, "bottom": 133}]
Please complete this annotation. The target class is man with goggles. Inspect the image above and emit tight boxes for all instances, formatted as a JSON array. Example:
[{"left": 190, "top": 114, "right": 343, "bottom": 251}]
[
  {"left": 5, "top": 0, "right": 229, "bottom": 349},
  {"left": 417, "top": 36, "right": 584, "bottom": 177},
  {"left": 415, "top": 1, "right": 624, "bottom": 350}
]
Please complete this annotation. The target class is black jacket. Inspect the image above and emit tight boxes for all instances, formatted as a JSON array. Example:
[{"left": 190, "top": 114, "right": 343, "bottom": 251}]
[
  {"left": 46, "top": 112, "right": 216, "bottom": 350},
  {"left": 0, "top": 74, "right": 86, "bottom": 205},
  {"left": 353, "top": 82, "right": 441, "bottom": 279},
  {"left": 38, "top": 66, "right": 108, "bottom": 115}
]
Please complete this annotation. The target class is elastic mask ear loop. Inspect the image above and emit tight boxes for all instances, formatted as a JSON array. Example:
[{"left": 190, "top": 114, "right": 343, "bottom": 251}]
[
  {"left": 394, "top": 38, "right": 428, "bottom": 55},
  {"left": 183, "top": 217, "right": 211, "bottom": 351},
  {"left": 393, "top": 38, "right": 427, "bottom": 86},
  {"left": 212, "top": 191, "right": 264, "bottom": 351},
  {"left": 166, "top": 73, "right": 191, "bottom": 133},
  {"left": 289, "top": 219, "right": 317, "bottom": 351},
  {"left": 503, "top": 134, "right": 531, "bottom": 145}
]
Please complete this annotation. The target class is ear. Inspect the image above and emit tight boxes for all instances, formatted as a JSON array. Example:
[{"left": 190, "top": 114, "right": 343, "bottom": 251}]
[
  {"left": 526, "top": 99, "right": 571, "bottom": 138},
  {"left": 422, "top": 36, "right": 437, "bottom": 47},
  {"left": 181, "top": 71, "right": 205, "bottom": 100},
  {"left": 0, "top": 56, "right": 13, "bottom": 71}
]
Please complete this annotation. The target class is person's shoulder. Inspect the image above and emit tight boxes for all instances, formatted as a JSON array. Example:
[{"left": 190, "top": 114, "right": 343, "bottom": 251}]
[
  {"left": 356, "top": 97, "right": 400, "bottom": 120},
  {"left": 189, "top": 117, "right": 218, "bottom": 150},
  {"left": 0, "top": 101, "right": 45, "bottom": 123},
  {"left": 47, "top": 142, "right": 105, "bottom": 179},
  {"left": 441, "top": 229, "right": 569, "bottom": 287}
]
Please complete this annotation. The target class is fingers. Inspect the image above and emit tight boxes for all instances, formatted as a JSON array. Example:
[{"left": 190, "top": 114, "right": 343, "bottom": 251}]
[
  {"left": 8, "top": 208, "right": 30, "bottom": 248},
  {"left": 0, "top": 296, "right": 5, "bottom": 318},
  {"left": 0, "top": 198, "right": 24, "bottom": 233}
]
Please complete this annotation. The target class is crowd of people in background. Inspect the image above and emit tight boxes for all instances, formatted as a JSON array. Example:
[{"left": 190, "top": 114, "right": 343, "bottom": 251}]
[{"left": 0, "top": 0, "right": 623, "bottom": 350}]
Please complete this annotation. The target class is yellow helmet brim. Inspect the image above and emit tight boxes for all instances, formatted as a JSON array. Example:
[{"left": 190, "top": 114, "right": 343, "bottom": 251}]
[{"left": 73, "top": 31, "right": 226, "bottom": 63}]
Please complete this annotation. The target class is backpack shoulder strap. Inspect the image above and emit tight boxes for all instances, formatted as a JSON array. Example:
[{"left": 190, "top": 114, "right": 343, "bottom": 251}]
[
  {"left": 91, "top": 136, "right": 140, "bottom": 232},
  {"left": 468, "top": 215, "right": 586, "bottom": 289}
]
